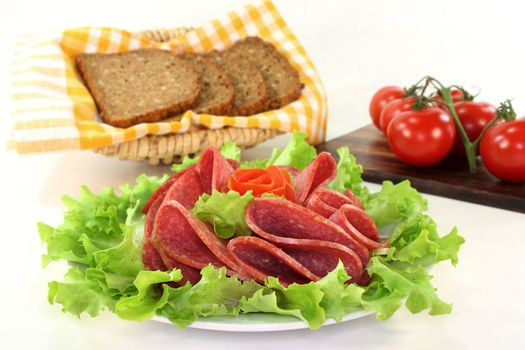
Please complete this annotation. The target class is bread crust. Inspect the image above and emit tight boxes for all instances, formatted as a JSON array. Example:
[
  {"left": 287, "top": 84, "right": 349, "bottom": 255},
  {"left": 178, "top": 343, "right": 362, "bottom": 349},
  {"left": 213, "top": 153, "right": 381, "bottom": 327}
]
[
  {"left": 181, "top": 53, "right": 234, "bottom": 116},
  {"left": 228, "top": 37, "right": 303, "bottom": 111},
  {"left": 75, "top": 49, "right": 201, "bottom": 128},
  {"left": 209, "top": 50, "right": 269, "bottom": 116}
]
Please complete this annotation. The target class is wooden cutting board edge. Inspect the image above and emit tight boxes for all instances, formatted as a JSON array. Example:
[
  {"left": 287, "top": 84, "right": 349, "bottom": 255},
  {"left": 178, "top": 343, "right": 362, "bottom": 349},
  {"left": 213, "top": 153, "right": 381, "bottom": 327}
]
[{"left": 316, "top": 124, "right": 525, "bottom": 214}]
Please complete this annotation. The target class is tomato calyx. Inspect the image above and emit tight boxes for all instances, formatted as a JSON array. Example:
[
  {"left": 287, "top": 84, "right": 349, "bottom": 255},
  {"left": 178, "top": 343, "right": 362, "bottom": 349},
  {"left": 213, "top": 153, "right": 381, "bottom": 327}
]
[{"left": 496, "top": 99, "right": 517, "bottom": 122}]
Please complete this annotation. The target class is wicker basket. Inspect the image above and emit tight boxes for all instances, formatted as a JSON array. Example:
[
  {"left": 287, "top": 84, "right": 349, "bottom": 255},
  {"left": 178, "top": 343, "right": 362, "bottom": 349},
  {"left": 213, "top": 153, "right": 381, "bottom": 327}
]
[{"left": 94, "top": 28, "right": 282, "bottom": 165}]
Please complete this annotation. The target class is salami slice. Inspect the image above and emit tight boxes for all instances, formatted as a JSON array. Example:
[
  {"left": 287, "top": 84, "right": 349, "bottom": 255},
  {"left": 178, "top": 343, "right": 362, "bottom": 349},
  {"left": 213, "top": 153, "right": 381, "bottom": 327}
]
[
  {"left": 245, "top": 197, "right": 370, "bottom": 265},
  {"left": 306, "top": 188, "right": 353, "bottom": 218},
  {"left": 292, "top": 152, "right": 337, "bottom": 204},
  {"left": 330, "top": 204, "right": 387, "bottom": 249},
  {"left": 162, "top": 168, "right": 203, "bottom": 210},
  {"left": 143, "top": 177, "right": 176, "bottom": 214},
  {"left": 343, "top": 189, "right": 365, "bottom": 210},
  {"left": 144, "top": 196, "right": 163, "bottom": 240},
  {"left": 152, "top": 199, "right": 239, "bottom": 271},
  {"left": 144, "top": 153, "right": 237, "bottom": 214},
  {"left": 143, "top": 194, "right": 203, "bottom": 284},
  {"left": 143, "top": 168, "right": 205, "bottom": 274},
  {"left": 142, "top": 240, "right": 167, "bottom": 271},
  {"left": 143, "top": 195, "right": 167, "bottom": 271},
  {"left": 197, "top": 147, "right": 235, "bottom": 193},
  {"left": 144, "top": 167, "right": 204, "bottom": 243},
  {"left": 227, "top": 159, "right": 240, "bottom": 169},
  {"left": 277, "top": 239, "right": 363, "bottom": 282},
  {"left": 161, "top": 253, "right": 202, "bottom": 285},
  {"left": 227, "top": 236, "right": 320, "bottom": 286},
  {"left": 143, "top": 164, "right": 196, "bottom": 214}
]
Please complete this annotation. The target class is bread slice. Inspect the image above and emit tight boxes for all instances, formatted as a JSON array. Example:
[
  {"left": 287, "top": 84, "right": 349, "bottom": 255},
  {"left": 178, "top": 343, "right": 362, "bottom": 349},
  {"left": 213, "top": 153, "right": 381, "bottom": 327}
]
[
  {"left": 181, "top": 53, "right": 234, "bottom": 115},
  {"left": 227, "top": 37, "right": 302, "bottom": 110},
  {"left": 209, "top": 50, "right": 268, "bottom": 116},
  {"left": 76, "top": 49, "right": 200, "bottom": 128}
]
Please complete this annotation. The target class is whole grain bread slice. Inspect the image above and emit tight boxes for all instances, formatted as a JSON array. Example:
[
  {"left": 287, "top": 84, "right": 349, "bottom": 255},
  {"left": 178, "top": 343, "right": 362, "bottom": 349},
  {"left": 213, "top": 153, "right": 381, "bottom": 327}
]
[
  {"left": 180, "top": 53, "right": 234, "bottom": 115},
  {"left": 209, "top": 50, "right": 268, "bottom": 116},
  {"left": 227, "top": 37, "right": 303, "bottom": 110},
  {"left": 76, "top": 48, "right": 200, "bottom": 128}
]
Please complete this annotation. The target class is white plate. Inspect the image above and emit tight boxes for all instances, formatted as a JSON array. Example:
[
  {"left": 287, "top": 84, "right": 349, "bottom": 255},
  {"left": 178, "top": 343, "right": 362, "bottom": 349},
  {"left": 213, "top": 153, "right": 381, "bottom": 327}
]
[{"left": 152, "top": 310, "right": 374, "bottom": 332}]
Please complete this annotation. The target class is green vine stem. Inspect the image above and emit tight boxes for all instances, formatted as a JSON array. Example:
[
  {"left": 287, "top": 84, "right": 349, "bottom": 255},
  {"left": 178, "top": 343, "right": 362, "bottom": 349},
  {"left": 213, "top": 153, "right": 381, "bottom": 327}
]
[{"left": 436, "top": 87, "right": 478, "bottom": 172}]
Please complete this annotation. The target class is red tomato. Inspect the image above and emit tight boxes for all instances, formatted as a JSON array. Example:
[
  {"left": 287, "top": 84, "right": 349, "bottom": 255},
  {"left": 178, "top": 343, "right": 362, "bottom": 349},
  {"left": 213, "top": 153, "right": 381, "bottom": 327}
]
[
  {"left": 369, "top": 86, "right": 404, "bottom": 130},
  {"left": 452, "top": 101, "right": 497, "bottom": 155},
  {"left": 379, "top": 97, "right": 416, "bottom": 133},
  {"left": 228, "top": 165, "right": 296, "bottom": 201},
  {"left": 480, "top": 118, "right": 525, "bottom": 183},
  {"left": 386, "top": 107, "right": 457, "bottom": 167},
  {"left": 433, "top": 89, "right": 465, "bottom": 111}
]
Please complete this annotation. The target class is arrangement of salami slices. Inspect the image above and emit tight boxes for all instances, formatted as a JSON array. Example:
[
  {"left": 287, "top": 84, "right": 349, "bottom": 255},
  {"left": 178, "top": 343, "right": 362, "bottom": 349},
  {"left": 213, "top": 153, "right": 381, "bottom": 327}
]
[{"left": 142, "top": 147, "right": 387, "bottom": 287}]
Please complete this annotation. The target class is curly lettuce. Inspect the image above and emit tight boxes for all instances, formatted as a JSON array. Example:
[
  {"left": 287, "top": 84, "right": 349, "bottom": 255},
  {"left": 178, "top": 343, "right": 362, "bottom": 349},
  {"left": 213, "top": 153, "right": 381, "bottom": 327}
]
[
  {"left": 192, "top": 190, "right": 254, "bottom": 239},
  {"left": 39, "top": 134, "right": 464, "bottom": 329}
]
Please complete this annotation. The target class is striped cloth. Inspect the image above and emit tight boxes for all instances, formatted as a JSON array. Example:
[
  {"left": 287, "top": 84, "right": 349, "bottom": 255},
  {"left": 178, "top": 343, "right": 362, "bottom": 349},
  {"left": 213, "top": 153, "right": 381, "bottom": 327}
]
[{"left": 8, "top": 0, "right": 327, "bottom": 153}]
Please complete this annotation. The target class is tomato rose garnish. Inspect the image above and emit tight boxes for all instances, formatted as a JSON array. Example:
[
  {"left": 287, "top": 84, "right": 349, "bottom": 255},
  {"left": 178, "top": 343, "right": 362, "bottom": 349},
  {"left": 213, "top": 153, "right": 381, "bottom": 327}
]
[{"left": 228, "top": 166, "right": 296, "bottom": 201}]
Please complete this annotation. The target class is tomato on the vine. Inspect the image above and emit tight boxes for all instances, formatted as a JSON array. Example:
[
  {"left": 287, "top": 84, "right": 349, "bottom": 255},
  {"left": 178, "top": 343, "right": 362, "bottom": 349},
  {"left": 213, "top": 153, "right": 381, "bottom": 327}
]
[
  {"left": 379, "top": 97, "right": 416, "bottom": 133},
  {"left": 369, "top": 86, "right": 404, "bottom": 130},
  {"left": 433, "top": 89, "right": 465, "bottom": 108},
  {"left": 386, "top": 107, "right": 456, "bottom": 167},
  {"left": 451, "top": 101, "right": 497, "bottom": 155},
  {"left": 480, "top": 118, "right": 525, "bottom": 183}
]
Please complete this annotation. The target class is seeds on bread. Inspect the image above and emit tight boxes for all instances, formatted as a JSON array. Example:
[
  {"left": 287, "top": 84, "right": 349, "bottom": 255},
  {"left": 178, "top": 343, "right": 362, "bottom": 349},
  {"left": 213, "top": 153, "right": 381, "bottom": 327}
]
[
  {"left": 209, "top": 50, "right": 269, "bottom": 116},
  {"left": 75, "top": 37, "right": 304, "bottom": 127},
  {"left": 76, "top": 48, "right": 200, "bottom": 128},
  {"left": 181, "top": 53, "right": 234, "bottom": 115},
  {"left": 227, "top": 37, "right": 303, "bottom": 110}
]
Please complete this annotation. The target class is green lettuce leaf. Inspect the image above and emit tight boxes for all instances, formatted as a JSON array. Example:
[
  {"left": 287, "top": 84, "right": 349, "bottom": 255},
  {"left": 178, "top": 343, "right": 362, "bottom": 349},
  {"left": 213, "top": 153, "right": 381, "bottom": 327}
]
[
  {"left": 360, "top": 282, "right": 404, "bottom": 320},
  {"left": 365, "top": 180, "right": 428, "bottom": 228},
  {"left": 91, "top": 212, "right": 145, "bottom": 277},
  {"left": 266, "top": 130, "right": 317, "bottom": 170},
  {"left": 316, "top": 261, "right": 355, "bottom": 322},
  {"left": 327, "top": 147, "right": 369, "bottom": 202},
  {"left": 39, "top": 175, "right": 162, "bottom": 267},
  {"left": 239, "top": 130, "right": 316, "bottom": 170},
  {"left": 219, "top": 140, "right": 241, "bottom": 162},
  {"left": 192, "top": 190, "right": 254, "bottom": 238},
  {"left": 366, "top": 257, "right": 452, "bottom": 316},
  {"left": 239, "top": 158, "right": 268, "bottom": 169},
  {"left": 115, "top": 269, "right": 183, "bottom": 321},
  {"left": 119, "top": 174, "right": 168, "bottom": 208},
  {"left": 159, "top": 266, "right": 262, "bottom": 328},
  {"left": 41, "top": 175, "right": 164, "bottom": 317},
  {"left": 48, "top": 267, "right": 117, "bottom": 317},
  {"left": 241, "top": 278, "right": 325, "bottom": 329},
  {"left": 389, "top": 213, "right": 464, "bottom": 267}
]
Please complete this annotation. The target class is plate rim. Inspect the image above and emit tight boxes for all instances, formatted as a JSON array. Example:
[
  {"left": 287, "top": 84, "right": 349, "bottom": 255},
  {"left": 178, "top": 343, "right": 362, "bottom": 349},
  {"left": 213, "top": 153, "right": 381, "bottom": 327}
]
[{"left": 151, "top": 309, "right": 375, "bottom": 332}]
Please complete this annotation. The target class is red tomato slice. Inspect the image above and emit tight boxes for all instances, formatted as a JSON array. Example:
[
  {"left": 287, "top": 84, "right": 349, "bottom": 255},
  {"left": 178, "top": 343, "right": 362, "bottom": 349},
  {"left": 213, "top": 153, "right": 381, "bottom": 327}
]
[{"left": 228, "top": 166, "right": 296, "bottom": 200}]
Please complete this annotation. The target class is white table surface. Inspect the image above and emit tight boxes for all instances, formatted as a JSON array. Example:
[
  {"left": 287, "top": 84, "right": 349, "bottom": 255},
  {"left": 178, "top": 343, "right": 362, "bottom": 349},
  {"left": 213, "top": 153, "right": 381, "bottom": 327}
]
[{"left": 1, "top": 1, "right": 525, "bottom": 349}]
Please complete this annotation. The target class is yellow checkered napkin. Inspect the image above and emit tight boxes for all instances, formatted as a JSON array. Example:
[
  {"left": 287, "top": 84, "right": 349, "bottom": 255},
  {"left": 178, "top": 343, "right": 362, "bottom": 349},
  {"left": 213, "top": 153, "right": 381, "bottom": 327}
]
[{"left": 8, "top": 0, "right": 327, "bottom": 153}]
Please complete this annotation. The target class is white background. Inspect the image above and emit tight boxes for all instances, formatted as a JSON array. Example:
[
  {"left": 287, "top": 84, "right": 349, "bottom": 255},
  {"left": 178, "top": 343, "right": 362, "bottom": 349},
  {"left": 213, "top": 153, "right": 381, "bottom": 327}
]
[{"left": 1, "top": 1, "right": 525, "bottom": 349}]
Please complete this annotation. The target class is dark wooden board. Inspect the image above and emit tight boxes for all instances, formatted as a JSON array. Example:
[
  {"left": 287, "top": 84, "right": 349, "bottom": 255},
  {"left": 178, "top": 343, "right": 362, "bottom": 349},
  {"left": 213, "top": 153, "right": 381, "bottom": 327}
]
[{"left": 316, "top": 124, "right": 525, "bottom": 214}]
